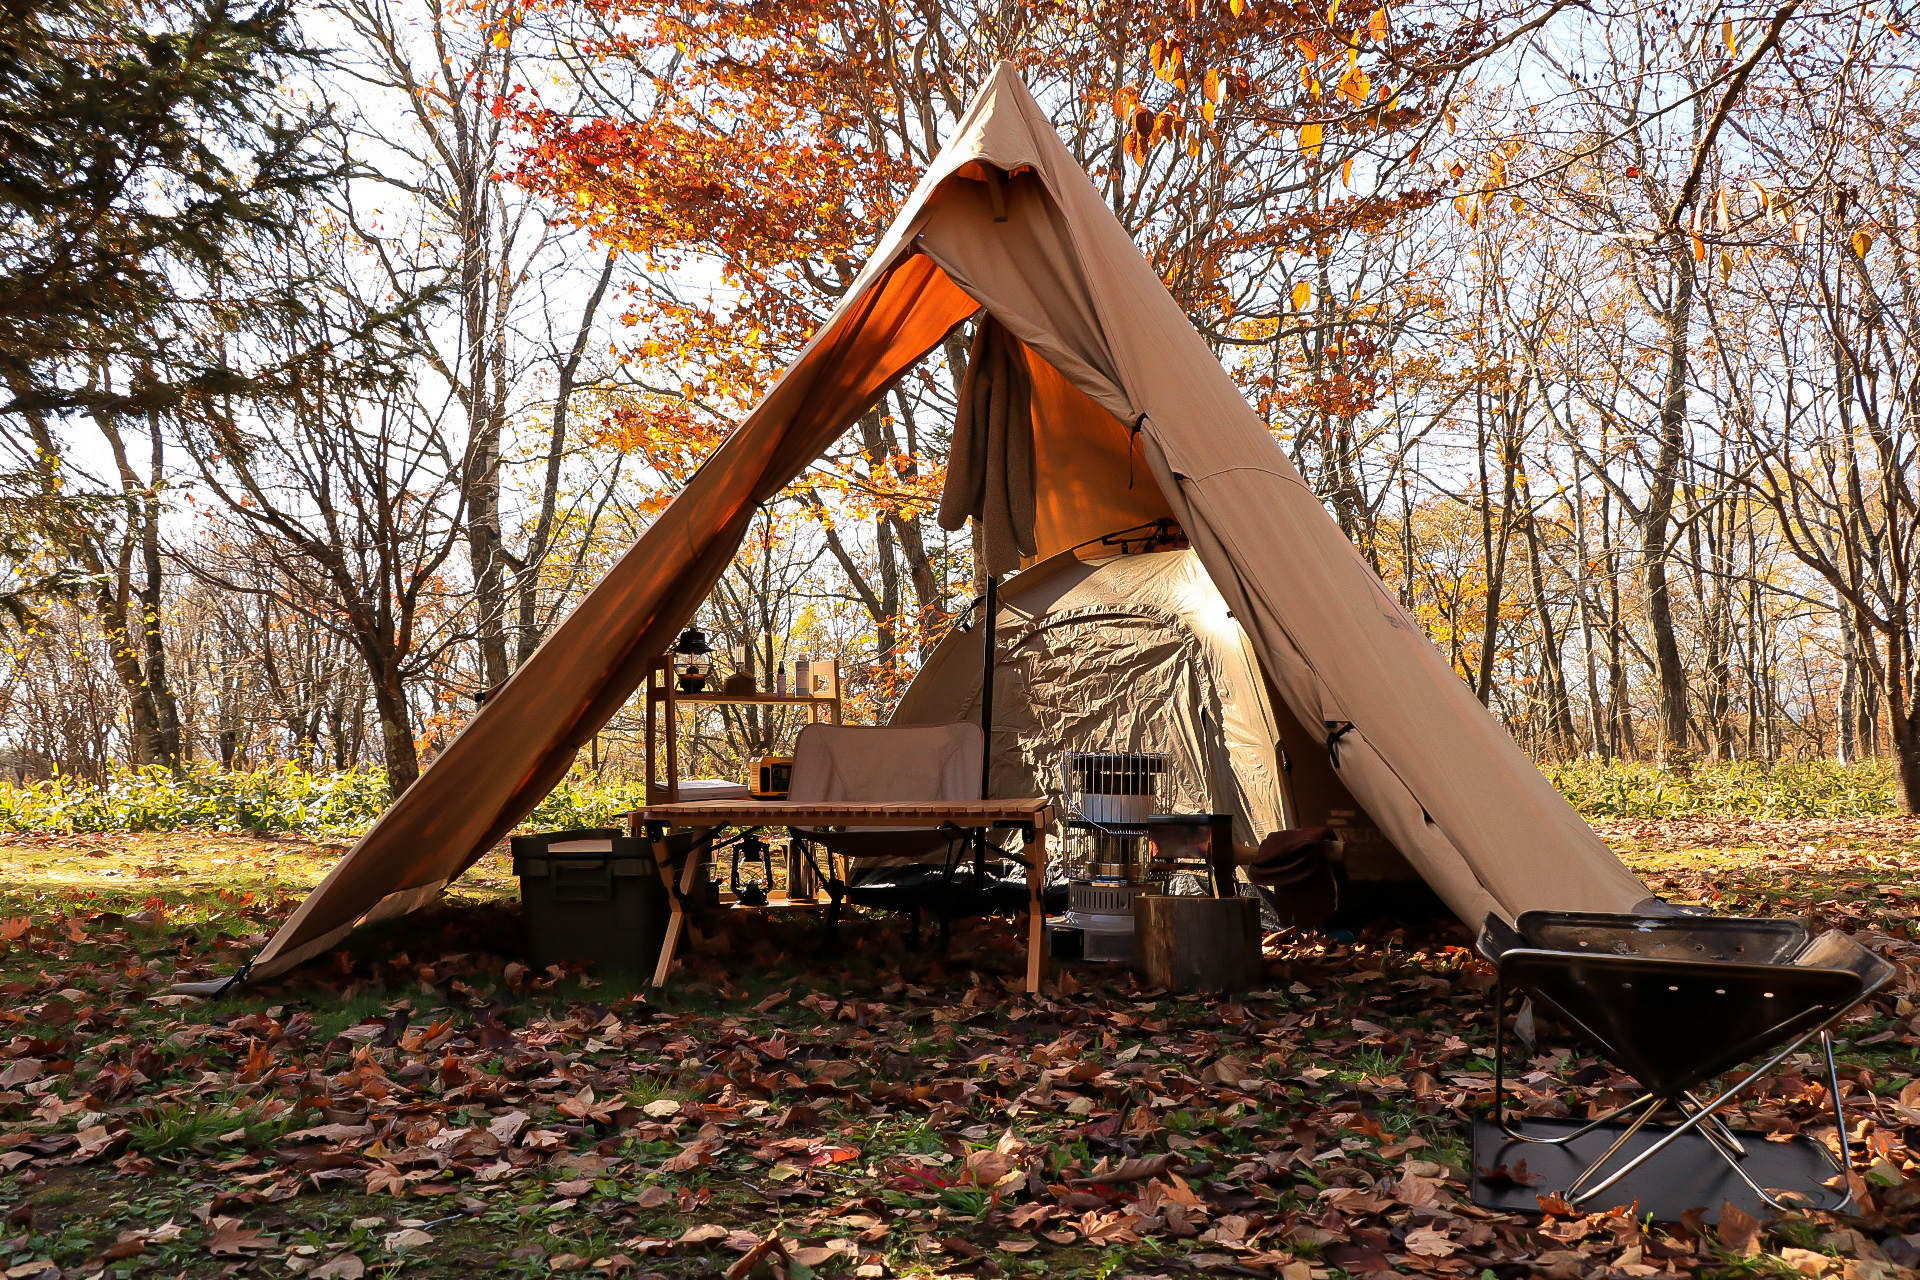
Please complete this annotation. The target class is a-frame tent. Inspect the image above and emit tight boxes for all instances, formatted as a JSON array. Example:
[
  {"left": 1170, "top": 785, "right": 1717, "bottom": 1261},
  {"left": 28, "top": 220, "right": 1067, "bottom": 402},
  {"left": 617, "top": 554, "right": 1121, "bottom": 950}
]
[{"left": 249, "top": 64, "right": 1651, "bottom": 980}]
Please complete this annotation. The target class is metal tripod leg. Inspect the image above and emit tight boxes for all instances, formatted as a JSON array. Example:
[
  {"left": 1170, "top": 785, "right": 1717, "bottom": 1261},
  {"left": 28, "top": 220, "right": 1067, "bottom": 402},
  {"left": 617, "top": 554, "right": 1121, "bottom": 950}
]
[
  {"left": 1683, "top": 1092, "right": 1750, "bottom": 1157},
  {"left": 1561, "top": 1096, "right": 1664, "bottom": 1197},
  {"left": 1493, "top": 980, "right": 1658, "bottom": 1147},
  {"left": 1570, "top": 1022, "right": 1843, "bottom": 1205}
]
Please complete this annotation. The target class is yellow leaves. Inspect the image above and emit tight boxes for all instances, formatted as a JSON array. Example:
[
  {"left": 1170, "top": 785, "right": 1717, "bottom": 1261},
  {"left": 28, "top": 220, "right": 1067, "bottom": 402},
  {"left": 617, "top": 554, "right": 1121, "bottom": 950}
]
[
  {"left": 1367, "top": 7, "right": 1389, "bottom": 42},
  {"left": 1722, "top": 16, "right": 1740, "bottom": 57},
  {"left": 491, "top": 28, "right": 510, "bottom": 48},
  {"left": 1453, "top": 194, "right": 1479, "bottom": 227},
  {"left": 1299, "top": 122, "right": 1324, "bottom": 159},
  {"left": 1719, "top": 249, "right": 1734, "bottom": 281},
  {"left": 1199, "top": 68, "right": 1226, "bottom": 125},
  {"left": 1295, "top": 35, "right": 1319, "bottom": 60},
  {"left": 1341, "top": 155, "right": 1355, "bottom": 187},
  {"left": 1303, "top": 65, "right": 1322, "bottom": 98},
  {"left": 1853, "top": 228, "right": 1874, "bottom": 257},
  {"left": 1327, "top": 0, "right": 1342, "bottom": 20},
  {"left": 1150, "top": 39, "right": 1185, "bottom": 83},
  {"left": 1690, "top": 231, "right": 1706, "bottom": 262},
  {"left": 1229, "top": 0, "right": 1247, "bottom": 14},
  {"left": 1123, "top": 104, "right": 1181, "bottom": 164},
  {"left": 1291, "top": 280, "right": 1313, "bottom": 311},
  {"left": 1337, "top": 65, "right": 1372, "bottom": 106}
]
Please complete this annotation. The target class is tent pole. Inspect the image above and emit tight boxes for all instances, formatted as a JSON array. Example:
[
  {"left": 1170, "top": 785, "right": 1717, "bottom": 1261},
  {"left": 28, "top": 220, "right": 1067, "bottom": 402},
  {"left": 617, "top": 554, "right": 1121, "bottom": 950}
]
[{"left": 980, "top": 573, "right": 998, "bottom": 799}]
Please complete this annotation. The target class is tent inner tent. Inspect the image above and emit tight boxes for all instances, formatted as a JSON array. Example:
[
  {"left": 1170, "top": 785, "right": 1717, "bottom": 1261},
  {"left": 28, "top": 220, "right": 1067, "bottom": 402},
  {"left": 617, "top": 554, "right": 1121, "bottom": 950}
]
[
  {"left": 890, "top": 546, "right": 1418, "bottom": 896},
  {"left": 246, "top": 62, "right": 1655, "bottom": 981}
]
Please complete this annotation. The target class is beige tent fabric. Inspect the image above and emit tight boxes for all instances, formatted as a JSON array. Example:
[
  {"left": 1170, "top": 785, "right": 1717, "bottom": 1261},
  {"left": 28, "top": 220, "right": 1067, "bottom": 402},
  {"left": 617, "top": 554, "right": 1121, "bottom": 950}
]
[
  {"left": 788, "top": 722, "right": 984, "bottom": 873},
  {"left": 940, "top": 317, "right": 1036, "bottom": 575},
  {"left": 251, "top": 64, "right": 1646, "bottom": 980},
  {"left": 902, "top": 80, "right": 1648, "bottom": 926},
  {"left": 1024, "top": 349, "right": 1173, "bottom": 558},
  {"left": 892, "top": 549, "right": 1289, "bottom": 850}
]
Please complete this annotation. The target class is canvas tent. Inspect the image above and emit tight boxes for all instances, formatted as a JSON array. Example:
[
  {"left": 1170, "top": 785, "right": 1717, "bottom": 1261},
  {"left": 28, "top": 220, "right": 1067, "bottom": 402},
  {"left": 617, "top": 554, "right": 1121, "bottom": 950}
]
[
  {"left": 246, "top": 62, "right": 1652, "bottom": 981},
  {"left": 894, "top": 548, "right": 1289, "bottom": 850},
  {"left": 892, "top": 546, "right": 1431, "bottom": 894}
]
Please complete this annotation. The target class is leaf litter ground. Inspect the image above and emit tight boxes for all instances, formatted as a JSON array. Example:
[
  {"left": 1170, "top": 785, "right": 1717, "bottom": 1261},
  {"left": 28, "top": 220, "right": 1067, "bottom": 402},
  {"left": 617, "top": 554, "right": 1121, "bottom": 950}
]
[{"left": 4, "top": 822, "right": 1920, "bottom": 1280}]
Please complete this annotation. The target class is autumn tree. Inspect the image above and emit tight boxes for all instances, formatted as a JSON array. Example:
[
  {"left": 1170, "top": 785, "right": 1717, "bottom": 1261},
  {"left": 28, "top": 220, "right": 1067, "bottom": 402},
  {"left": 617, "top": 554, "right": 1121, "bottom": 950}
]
[
  {"left": 503, "top": 0, "right": 1480, "bottom": 686},
  {"left": 0, "top": 0, "right": 330, "bottom": 769}
]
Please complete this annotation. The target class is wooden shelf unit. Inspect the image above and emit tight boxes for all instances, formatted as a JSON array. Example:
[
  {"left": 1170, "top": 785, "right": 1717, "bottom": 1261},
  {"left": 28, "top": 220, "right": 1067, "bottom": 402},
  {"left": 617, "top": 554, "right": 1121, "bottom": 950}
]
[{"left": 643, "top": 657, "right": 842, "bottom": 804}]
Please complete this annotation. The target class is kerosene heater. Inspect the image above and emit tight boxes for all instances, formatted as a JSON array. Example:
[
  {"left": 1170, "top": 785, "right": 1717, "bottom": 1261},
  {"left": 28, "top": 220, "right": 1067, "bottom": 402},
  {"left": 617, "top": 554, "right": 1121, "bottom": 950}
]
[{"left": 1048, "top": 751, "right": 1168, "bottom": 961}]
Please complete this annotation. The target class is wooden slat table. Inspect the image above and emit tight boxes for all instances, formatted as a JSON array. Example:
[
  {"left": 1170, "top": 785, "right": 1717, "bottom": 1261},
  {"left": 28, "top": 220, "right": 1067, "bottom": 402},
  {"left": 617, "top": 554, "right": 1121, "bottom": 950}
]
[{"left": 634, "top": 798, "right": 1056, "bottom": 991}]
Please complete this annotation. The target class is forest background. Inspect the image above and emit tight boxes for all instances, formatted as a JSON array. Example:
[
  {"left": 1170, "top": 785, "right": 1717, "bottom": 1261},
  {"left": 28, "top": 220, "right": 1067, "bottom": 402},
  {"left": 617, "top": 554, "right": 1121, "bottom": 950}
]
[{"left": 6, "top": 0, "right": 1918, "bottom": 827}]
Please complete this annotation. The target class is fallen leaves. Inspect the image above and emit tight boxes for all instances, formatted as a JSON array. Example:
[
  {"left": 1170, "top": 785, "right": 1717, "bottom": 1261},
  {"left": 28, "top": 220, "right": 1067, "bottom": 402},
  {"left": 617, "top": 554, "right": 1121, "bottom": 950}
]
[
  {"left": 11, "top": 834, "right": 1920, "bottom": 1280},
  {"left": 205, "top": 1219, "right": 274, "bottom": 1256},
  {"left": 1070, "top": 1152, "right": 1185, "bottom": 1186},
  {"left": 382, "top": 1228, "right": 433, "bottom": 1252},
  {"left": 1403, "top": 1226, "right": 1459, "bottom": 1256}
]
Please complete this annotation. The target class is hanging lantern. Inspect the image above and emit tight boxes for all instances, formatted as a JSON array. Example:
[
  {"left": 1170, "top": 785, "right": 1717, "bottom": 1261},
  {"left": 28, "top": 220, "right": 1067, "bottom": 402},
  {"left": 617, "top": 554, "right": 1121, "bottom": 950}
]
[{"left": 673, "top": 627, "right": 713, "bottom": 693}]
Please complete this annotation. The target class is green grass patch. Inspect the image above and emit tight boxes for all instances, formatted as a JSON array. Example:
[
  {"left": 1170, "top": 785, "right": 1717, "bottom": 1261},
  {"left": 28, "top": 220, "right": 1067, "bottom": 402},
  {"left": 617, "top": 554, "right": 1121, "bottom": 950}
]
[{"left": 1546, "top": 756, "right": 1901, "bottom": 819}]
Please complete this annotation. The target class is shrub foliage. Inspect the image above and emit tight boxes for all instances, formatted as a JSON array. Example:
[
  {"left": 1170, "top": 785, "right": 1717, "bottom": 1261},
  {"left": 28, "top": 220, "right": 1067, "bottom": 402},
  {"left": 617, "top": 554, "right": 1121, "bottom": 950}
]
[{"left": 0, "top": 757, "right": 1900, "bottom": 835}]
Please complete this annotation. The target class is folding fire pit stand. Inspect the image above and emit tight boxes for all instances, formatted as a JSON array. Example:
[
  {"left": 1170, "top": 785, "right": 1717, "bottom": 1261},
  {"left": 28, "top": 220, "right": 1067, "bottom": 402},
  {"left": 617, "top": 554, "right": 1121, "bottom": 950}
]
[{"left": 1471, "top": 911, "right": 1894, "bottom": 1222}]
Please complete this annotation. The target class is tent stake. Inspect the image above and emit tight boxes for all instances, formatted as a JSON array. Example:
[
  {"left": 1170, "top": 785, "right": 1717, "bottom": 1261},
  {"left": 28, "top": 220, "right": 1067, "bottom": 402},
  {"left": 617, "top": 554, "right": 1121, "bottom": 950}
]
[{"left": 980, "top": 573, "right": 998, "bottom": 799}]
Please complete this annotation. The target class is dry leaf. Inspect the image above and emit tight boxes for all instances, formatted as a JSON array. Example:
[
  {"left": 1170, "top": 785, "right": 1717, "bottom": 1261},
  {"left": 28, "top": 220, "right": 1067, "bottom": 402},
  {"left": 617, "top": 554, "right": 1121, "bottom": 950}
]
[
  {"left": 1070, "top": 1153, "right": 1184, "bottom": 1186},
  {"left": 1718, "top": 1202, "right": 1763, "bottom": 1257},
  {"left": 383, "top": 1229, "right": 433, "bottom": 1252},
  {"left": 1404, "top": 1228, "right": 1458, "bottom": 1257},
  {"left": 206, "top": 1223, "right": 273, "bottom": 1256}
]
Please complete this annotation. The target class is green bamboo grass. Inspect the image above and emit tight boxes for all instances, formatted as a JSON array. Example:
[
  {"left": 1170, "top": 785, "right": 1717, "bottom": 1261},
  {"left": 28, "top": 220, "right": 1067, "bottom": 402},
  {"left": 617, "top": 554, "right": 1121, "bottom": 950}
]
[{"left": 0, "top": 756, "right": 1901, "bottom": 834}]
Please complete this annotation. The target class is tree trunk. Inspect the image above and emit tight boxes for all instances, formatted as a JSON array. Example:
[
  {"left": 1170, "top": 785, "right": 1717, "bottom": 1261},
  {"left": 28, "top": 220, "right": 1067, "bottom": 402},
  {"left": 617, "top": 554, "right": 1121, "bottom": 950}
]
[
  {"left": 371, "top": 662, "right": 420, "bottom": 795},
  {"left": 516, "top": 250, "right": 617, "bottom": 666},
  {"left": 1643, "top": 250, "right": 1694, "bottom": 768},
  {"left": 1520, "top": 492, "right": 1578, "bottom": 757},
  {"left": 1839, "top": 603, "right": 1859, "bottom": 764},
  {"left": 1474, "top": 413, "right": 1517, "bottom": 707}
]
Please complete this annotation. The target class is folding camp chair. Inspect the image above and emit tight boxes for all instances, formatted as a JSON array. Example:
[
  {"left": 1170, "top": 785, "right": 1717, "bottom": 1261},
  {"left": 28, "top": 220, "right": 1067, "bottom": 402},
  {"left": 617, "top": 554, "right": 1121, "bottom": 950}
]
[
  {"left": 1477, "top": 910, "right": 1894, "bottom": 1214},
  {"left": 786, "top": 723, "right": 1046, "bottom": 947}
]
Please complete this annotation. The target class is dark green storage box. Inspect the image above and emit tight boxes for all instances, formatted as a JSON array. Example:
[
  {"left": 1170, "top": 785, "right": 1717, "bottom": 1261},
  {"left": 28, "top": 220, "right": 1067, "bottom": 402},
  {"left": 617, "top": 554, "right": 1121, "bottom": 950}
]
[{"left": 511, "top": 827, "right": 672, "bottom": 978}]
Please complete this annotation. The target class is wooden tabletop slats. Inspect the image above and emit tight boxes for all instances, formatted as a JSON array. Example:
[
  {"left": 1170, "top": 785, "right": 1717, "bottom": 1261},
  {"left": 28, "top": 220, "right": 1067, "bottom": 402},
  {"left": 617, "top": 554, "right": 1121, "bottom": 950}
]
[{"left": 636, "top": 798, "right": 1055, "bottom": 830}]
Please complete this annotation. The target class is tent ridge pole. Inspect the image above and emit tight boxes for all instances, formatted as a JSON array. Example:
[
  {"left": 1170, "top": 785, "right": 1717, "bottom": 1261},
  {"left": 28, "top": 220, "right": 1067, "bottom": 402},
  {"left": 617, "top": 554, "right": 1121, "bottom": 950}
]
[{"left": 981, "top": 572, "right": 998, "bottom": 800}]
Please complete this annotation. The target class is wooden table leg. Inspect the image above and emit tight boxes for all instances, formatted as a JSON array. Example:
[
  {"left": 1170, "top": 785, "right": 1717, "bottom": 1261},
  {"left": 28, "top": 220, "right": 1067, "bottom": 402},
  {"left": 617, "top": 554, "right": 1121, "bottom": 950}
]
[
  {"left": 651, "top": 826, "right": 710, "bottom": 987},
  {"left": 1025, "top": 827, "right": 1048, "bottom": 994}
]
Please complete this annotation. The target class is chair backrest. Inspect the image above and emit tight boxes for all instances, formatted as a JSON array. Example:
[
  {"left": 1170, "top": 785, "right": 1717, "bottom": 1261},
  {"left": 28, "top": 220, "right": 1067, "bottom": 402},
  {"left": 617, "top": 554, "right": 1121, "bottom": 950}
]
[{"left": 788, "top": 722, "right": 984, "bottom": 805}]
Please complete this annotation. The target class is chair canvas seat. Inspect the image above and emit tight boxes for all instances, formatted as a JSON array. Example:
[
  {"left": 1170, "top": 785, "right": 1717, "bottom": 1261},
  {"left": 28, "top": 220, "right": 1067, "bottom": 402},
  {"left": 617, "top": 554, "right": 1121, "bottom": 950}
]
[{"left": 787, "top": 722, "right": 986, "bottom": 878}]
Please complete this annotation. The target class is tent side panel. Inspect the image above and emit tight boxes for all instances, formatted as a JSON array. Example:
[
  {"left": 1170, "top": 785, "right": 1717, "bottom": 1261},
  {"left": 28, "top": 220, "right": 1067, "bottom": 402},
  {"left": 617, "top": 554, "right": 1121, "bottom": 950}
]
[
  {"left": 917, "top": 73, "right": 1648, "bottom": 922},
  {"left": 253, "top": 258, "right": 981, "bottom": 976}
]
